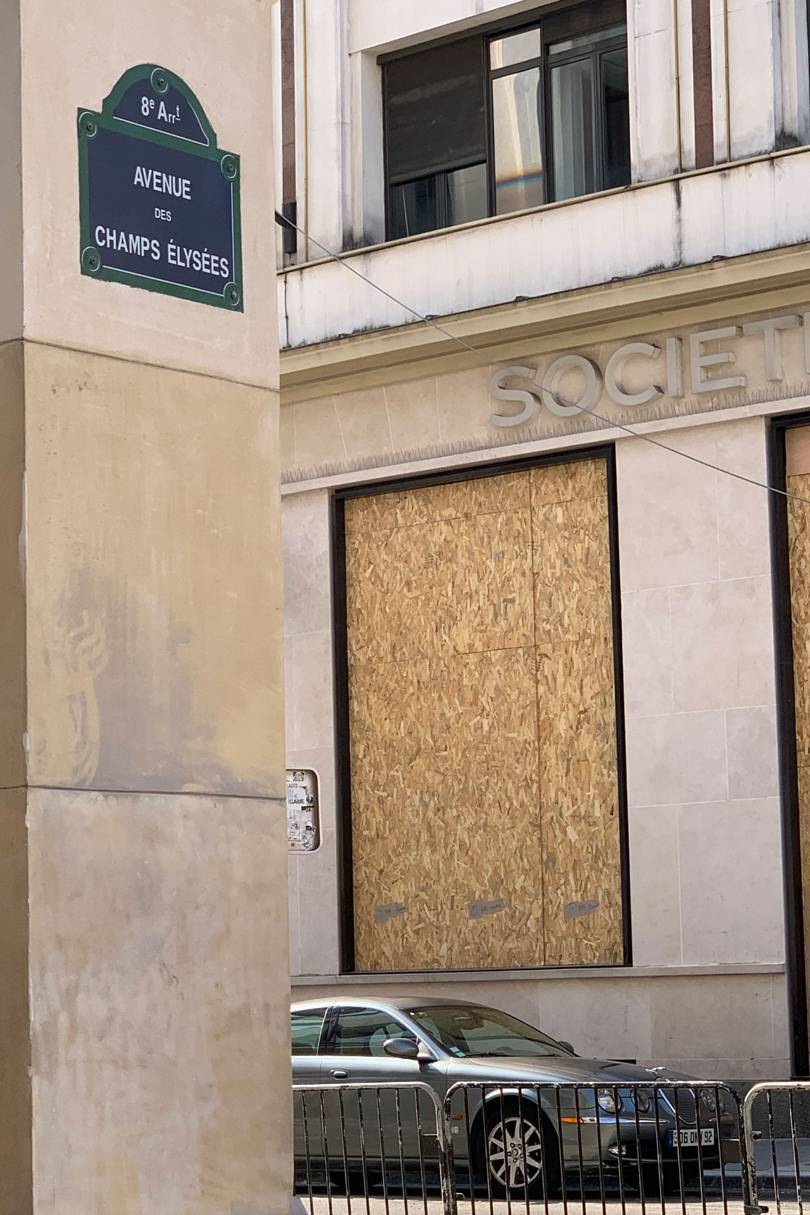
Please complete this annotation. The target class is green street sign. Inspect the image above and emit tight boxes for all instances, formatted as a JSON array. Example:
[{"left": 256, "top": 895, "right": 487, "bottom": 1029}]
[{"left": 78, "top": 65, "right": 243, "bottom": 310}]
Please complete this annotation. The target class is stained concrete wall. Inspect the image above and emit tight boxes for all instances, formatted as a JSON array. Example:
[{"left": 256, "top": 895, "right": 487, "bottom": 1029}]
[
  {"left": 0, "top": 1, "right": 290, "bottom": 1213},
  {"left": 279, "top": 150, "right": 810, "bottom": 350}
]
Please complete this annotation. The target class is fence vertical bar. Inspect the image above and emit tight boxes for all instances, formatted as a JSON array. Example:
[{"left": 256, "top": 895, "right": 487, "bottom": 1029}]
[
  {"left": 695, "top": 1085, "right": 706, "bottom": 1215},
  {"left": 413, "top": 1089, "right": 429, "bottom": 1215},
  {"left": 593, "top": 1084, "right": 607, "bottom": 1215},
  {"left": 357, "top": 1090, "right": 371, "bottom": 1215},
  {"left": 574, "top": 1085, "right": 586, "bottom": 1215},
  {"left": 767, "top": 1090, "right": 781, "bottom": 1212},
  {"left": 712, "top": 1085, "right": 728, "bottom": 1215},
  {"left": 438, "top": 1089, "right": 459, "bottom": 1215},
  {"left": 376, "top": 1087, "right": 390, "bottom": 1215},
  {"left": 612, "top": 1086, "right": 626, "bottom": 1215},
  {"left": 537, "top": 1087, "right": 550, "bottom": 1215},
  {"left": 789, "top": 1089, "right": 803, "bottom": 1214},
  {"left": 743, "top": 1086, "right": 761, "bottom": 1215},
  {"left": 319, "top": 1089, "right": 335, "bottom": 1215},
  {"left": 463, "top": 1087, "right": 477, "bottom": 1215},
  {"left": 394, "top": 1087, "right": 409, "bottom": 1212},
  {"left": 482, "top": 1086, "right": 495, "bottom": 1215},
  {"left": 555, "top": 1086, "right": 569, "bottom": 1215},
  {"left": 515, "top": 1086, "right": 531, "bottom": 1215},
  {"left": 633, "top": 1085, "right": 646, "bottom": 1215},
  {"left": 338, "top": 1090, "right": 353, "bottom": 1215},
  {"left": 673, "top": 1087, "right": 686, "bottom": 1215},
  {"left": 300, "top": 1091, "right": 316, "bottom": 1215},
  {"left": 500, "top": 1086, "right": 514, "bottom": 1215},
  {"left": 652, "top": 1083, "right": 665, "bottom": 1215}
]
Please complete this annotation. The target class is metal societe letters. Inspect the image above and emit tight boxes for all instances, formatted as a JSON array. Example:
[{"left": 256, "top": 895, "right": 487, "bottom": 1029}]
[{"left": 78, "top": 65, "right": 243, "bottom": 310}]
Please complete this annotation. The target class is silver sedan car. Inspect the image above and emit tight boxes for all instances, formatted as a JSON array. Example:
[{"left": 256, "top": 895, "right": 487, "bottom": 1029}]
[{"left": 291, "top": 995, "right": 737, "bottom": 1198}]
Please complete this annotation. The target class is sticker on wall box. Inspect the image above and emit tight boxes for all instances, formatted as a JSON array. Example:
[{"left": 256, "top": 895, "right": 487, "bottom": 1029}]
[
  {"left": 287, "top": 770, "right": 320, "bottom": 852},
  {"left": 78, "top": 64, "right": 243, "bottom": 310}
]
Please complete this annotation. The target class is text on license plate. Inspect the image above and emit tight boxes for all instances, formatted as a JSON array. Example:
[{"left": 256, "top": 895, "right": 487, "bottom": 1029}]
[{"left": 667, "top": 1129, "right": 716, "bottom": 1148}]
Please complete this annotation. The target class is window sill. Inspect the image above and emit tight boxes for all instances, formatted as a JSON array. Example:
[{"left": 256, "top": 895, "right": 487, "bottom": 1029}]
[
  {"left": 278, "top": 142, "right": 810, "bottom": 277},
  {"left": 291, "top": 963, "right": 786, "bottom": 985}
]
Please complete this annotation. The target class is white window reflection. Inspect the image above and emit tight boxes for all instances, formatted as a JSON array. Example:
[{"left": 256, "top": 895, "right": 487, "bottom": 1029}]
[{"left": 492, "top": 68, "right": 544, "bottom": 214}]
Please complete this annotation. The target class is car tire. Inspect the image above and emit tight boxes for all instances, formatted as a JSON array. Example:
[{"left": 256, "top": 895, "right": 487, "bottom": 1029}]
[{"left": 474, "top": 1099, "right": 562, "bottom": 1199}]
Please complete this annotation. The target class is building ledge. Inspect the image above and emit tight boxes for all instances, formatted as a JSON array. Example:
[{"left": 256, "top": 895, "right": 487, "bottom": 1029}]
[
  {"left": 279, "top": 146, "right": 810, "bottom": 402},
  {"left": 291, "top": 963, "right": 786, "bottom": 986}
]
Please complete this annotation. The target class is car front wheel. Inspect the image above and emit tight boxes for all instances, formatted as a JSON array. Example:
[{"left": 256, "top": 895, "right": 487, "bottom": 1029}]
[{"left": 477, "top": 1101, "right": 561, "bottom": 1198}]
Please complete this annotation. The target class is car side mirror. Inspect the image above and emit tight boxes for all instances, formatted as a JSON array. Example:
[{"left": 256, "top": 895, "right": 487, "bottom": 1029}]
[
  {"left": 558, "top": 1040, "right": 575, "bottom": 1054},
  {"left": 383, "top": 1036, "right": 420, "bottom": 1061}
]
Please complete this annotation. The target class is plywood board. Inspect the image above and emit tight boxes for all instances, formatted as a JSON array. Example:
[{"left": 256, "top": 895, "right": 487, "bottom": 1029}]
[
  {"left": 530, "top": 461, "right": 622, "bottom": 965},
  {"left": 787, "top": 458, "right": 810, "bottom": 1018},
  {"left": 346, "top": 509, "right": 535, "bottom": 666},
  {"left": 345, "top": 458, "right": 622, "bottom": 972}
]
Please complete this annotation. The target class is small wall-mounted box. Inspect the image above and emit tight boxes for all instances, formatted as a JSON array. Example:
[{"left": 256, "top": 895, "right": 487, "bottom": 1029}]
[{"left": 286, "top": 769, "right": 320, "bottom": 852}]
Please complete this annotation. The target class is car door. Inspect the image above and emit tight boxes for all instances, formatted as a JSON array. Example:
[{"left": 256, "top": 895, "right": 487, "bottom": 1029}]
[
  {"left": 291, "top": 1007, "right": 329, "bottom": 1168},
  {"left": 320, "top": 1004, "right": 445, "bottom": 1169}
]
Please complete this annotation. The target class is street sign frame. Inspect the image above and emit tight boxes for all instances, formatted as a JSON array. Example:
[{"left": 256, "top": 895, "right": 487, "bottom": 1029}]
[{"left": 78, "top": 64, "right": 243, "bottom": 311}]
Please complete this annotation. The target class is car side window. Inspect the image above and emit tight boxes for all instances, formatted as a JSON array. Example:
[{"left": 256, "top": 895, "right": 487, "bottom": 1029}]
[
  {"left": 331, "top": 1007, "right": 413, "bottom": 1057},
  {"left": 291, "top": 1008, "right": 327, "bottom": 1056}
]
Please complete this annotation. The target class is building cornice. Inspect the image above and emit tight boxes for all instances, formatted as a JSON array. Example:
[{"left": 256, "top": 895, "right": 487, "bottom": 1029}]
[{"left": 280, "top": 242, "right": 810, "bottom": 403}]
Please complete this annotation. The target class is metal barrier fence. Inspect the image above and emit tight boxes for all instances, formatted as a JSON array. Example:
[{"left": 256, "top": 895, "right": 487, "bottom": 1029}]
[
  {"left": 293, "top": 1082, "right": 456, "bottom": 1215},
  {"left": 294, "top": 1080, "right": 750, "bottom": 1215},
  {"left": 743, "top": 1081, "right": 810, "bottom": 1214}
]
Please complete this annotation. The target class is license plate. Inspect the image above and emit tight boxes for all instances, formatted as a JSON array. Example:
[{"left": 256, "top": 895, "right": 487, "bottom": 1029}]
[{"left": 667, "top": 1128, "right": 716, "bottom": 1148}]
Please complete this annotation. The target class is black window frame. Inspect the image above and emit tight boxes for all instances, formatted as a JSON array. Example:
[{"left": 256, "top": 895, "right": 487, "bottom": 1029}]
[
  {"left": 290, "top": 1006, "right": 330, "bottom": 1057},
  {"left": 322, "top": 1005, "right": 414, "bottom": 1057},
  {"left": 331, "top": 443, "right": 631, "bottom": 976},
  {"left": 382, "top": 0, "right": 629, "bottom": 241}
]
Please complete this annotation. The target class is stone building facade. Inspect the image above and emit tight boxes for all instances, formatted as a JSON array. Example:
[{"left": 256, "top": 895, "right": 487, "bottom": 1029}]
[{"left": 277, "top": 0, "right": 810, "bottom": 1084}]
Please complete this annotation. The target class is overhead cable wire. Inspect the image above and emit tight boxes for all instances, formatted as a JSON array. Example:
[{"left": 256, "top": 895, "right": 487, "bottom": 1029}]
[{"left": 275, "top": 210, "right": 810, "bottom": 507}]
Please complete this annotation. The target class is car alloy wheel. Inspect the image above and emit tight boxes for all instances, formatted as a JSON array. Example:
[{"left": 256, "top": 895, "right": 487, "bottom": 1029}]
[{"left": 487, "top": 1114, "right": 545, "bottom": 1193}]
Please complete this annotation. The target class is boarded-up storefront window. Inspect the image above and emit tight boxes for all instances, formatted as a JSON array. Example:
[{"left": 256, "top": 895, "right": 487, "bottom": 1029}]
[
  {"left": 785, "top": 425, "right": 810, "bottom": 1052},
  {"left": 341, "top": 455, "right": 625, "bottom": 971}
]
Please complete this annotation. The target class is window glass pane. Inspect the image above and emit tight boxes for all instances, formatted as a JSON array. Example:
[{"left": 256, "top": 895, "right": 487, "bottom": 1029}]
[
  {"left": 410, "top": 1005, "right": 571, "bottom": 1059},
  {"left": 492, "top": 67, "right": 544, "bottom": 214},
  {"left": 602, "top": 47, "right": 631, "bottom": 188},
  {"left": 550, "top": 57, "right": 596, "bottom": 201},
  {"left": 291, "top": 1010, "right": 326, "bottom": 1056},
  {"left": 332, "top": 1008, "right": 409, "bottom": 1057},
  {"left": 489, "top": 27, "right": 542, "bottom": 70},
  {"left": 447, "top": 163, "right": 488, "bottom": 225},
  {"left": 389, "top": 174, "right": 440, "bottom": 239},
  {"left": 548, "top": 23, "right": 625, "bottom": 55},
  {"left": 385, "top": 37, "right": 486, "bottom": 181}
]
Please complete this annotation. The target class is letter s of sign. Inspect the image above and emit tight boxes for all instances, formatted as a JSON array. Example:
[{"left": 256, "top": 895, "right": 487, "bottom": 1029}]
[{"left": 489, "top": 367, "right": 542, "bottom": 428}]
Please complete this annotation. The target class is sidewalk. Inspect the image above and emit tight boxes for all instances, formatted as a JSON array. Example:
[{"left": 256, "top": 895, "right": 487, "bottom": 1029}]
[{"left": 707, "top": 1137, "right": 810, "bottom": 1183}]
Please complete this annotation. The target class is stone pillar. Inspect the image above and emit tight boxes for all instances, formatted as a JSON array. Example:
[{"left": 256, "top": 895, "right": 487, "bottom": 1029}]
[
  {"left": 0, "top": 3, "right": 290, "bottom": 1214},
  {"left": 628, "top": 0, "right": 686, "bottom": 182},
  {"left": 714, "top": 0, "right": 810, "bottom": 162}
]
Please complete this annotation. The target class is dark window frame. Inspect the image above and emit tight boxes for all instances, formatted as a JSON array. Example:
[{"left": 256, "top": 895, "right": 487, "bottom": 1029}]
[
  {"left": 331, "top": 442, "right": 632, "bottom": 976},
  {"left": 382, "top": 1, "right": 629, "bottom": 240},
  {"left": 290, "top": 1006, "right": 330, "bottom": 1056},
  {"left": 322, "top": 1005, "right": 413, "bottom": 1056},
  {"left": 542, "top": 24, "right": 629, "bottom": 202}
]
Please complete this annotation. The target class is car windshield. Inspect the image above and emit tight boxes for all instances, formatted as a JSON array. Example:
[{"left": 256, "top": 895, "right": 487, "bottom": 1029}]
[{"left": 408, "top": 1005, "right": 571, "bottom": 1058}]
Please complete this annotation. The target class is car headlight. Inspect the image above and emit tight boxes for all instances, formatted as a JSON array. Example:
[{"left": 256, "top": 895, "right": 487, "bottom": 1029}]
[
  {"left": 635, "top": 1089, "right": 653, "bottom": 1113},
  {"left": 699, "top": 1089, "right": 718, "bottom": 1114},
  {"left": 597, "top": 1089, "right": 621, "bottom": 1115}
]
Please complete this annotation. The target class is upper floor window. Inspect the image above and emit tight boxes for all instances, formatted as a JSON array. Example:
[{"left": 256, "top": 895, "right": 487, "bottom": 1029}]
[{"left": 383, "top": 1, "right": 630, "bottom": 240}]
